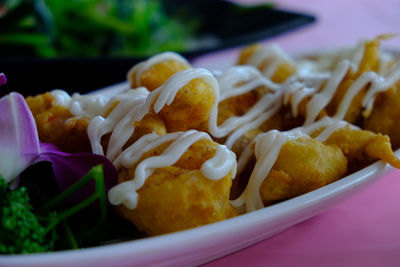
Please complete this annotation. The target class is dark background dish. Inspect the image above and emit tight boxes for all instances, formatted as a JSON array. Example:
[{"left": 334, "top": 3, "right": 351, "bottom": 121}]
[{"left": 0, "top": 1, "right": 314, "bottom": 96}]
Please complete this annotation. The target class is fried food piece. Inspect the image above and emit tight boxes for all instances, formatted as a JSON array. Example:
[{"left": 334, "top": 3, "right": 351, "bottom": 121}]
[
  {"left": 26, "top": 93, "right": 91, "bottom": 153},
  {"left": 217, "top": 85, "right": 282, "bottom": 156},
  {"left": 133, "top": 113, "right": 167, "bottom": 141},
  {"left": 237, "top": 44, "right": 259, "bottom": 65},
  {"left": 158, "top": 78, "right": 216, "bottom": 132},
  {"left": 324, "top": 126, "right": 400, "bottom": 172},
  {"left": 260, "top": 136, "right": 347, "bottom": 205},
  {"left": 363, "top": 86, "right": 400, "bottom": 149},
  {"left": 118, "top": 167, "right": 234, "bottom": 236},
  {"left": 25, "top": 92, "right": 54, "bottom": 115},
  {"left": 237, "top": 43, "right": 296, "bottom": 83},
  {"left": 116, "top": 139, "right": 236, "bottom": 236},
  {"left": 228, "top": 112, "right": 283, "bottom": 157},
  {"left": 128, "top": 56, "right": 190, "bottom": 91},
  {"left": 101, "top": 113, "right": 167, "bottom": 155},
  {"left": 326, "top": 38, "right": 381, "bottom": 123},
  {"left": 218, "top": 89, "right": 265, "bottom": 124}
]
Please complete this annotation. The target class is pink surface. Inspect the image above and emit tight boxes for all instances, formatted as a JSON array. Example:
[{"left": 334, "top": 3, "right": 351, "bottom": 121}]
[
  {"left": 201, "top": 1, "right": 400, "bottom": 266},
  {"left": 205, "top": 169, "right": 400, "bottom": 267}
]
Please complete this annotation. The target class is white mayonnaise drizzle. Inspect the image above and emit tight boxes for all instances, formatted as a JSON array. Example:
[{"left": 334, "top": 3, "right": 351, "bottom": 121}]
[
  {"left": 224, "top": 102, "right": 281, "bottom": 149},
  {"left": 245, "top": 44, "right": 295, "bottom": 78},
  {"left": 108, "top": 130, "right": 237, "bottom": 209},
  {"left": 231, "top": 129, "right": 305, "bottom": 212},
  {"left": 51, "top": 89, "right": 110, "bottom": 118},
  {"left": 218, "top": 66, "right": 279, "bottom": 101},
  {"left": 283, "top": 56, "right": 400, "bottom": 125},
  {"left": 89, "top": 68, "right": 219, "bottom": 162},
  {"left": 87, "top": 88, "right": 150, "bottom": 157},
  {"left": 201, "top": 145, "right": 237, "bottom": 180},
  {"left": 127, "top": 52, "right": 190, "bottom": 87},
  {"left": 303, "top": 42, "right": 366, "bottom": 73},
  {"left": 232, "top": 117, "right": 353, "bottom": 213},
  {"left": 208, "top": 65, "right": 284, "bottom": 142}
]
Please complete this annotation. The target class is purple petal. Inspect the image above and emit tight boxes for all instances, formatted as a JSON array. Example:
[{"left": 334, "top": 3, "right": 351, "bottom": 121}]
[
  {"left": 38, "top": 142, "right": 118, "bottom": 202},
  {"left": 0, "top": 73, "right": 7, "bottom": 86},
  {"left": 0, "top": 92, "right": 117, "bottom": 202},
  {"left": 0, "top": 92, "right": 40, "bottom": 182}
]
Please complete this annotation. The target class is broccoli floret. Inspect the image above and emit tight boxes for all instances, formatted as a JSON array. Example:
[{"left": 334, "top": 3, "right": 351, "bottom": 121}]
[
  {"left": 0, "top": 176, "right": 56, "bottom": 254},
  {"left": 0, "top": 165, "right": 119, "bottom": 253}
]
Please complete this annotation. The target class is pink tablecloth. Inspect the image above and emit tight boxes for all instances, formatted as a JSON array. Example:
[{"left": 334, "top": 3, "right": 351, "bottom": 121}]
[{"left": 199, "top": 0, "right": 400, "bottom": 266}]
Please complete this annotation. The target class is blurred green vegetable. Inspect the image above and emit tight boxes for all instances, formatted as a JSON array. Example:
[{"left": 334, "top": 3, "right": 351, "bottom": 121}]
[
  {"left": 0, "top": 174, "right": 56, "bottom": 254},
  {"left": 0, "top": 0, "right": 198, "bottom": 58},
  {"left": 0, "top": 165, "right": 137, "bottom": 254}
]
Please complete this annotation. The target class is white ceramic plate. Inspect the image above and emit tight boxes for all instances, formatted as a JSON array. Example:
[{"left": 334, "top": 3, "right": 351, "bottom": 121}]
[{"left": 1, "top": 79, "right": 399, "bottom": 267}]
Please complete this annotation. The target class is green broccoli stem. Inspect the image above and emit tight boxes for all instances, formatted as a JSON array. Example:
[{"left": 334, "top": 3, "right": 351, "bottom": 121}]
[
  {"left": 39, "top": 165, "right": 108, "bottom": 235},
  {"left": 60, "top": 220, "right": 79, "bottom": 250}
]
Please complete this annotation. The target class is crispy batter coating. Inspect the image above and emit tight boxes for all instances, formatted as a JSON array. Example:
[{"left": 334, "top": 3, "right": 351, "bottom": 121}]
[
  {"left": 260, "top": 136, "right": 347, "bottom": 205},
  {"left": 101, "top": 113, "right": 167, "bottom": 154},
  {"left": 326, "top": 38, "right": 380, "bottom": 123},
  {"left": 237, "top": 44, "right": 259, "bottom": 66},
  {"left": 218, "top": 89, "right": 264, "bottom": 124},
  {"left": 117, "top": 167, "right": 234, "bottom": 236},
  {"left": 133, "top": 113, "right": 167, "bottom": 140},
  {"left": 26, "top": 93, "right": 91, "bottom": 153},
  {"left": 363, "top": 85, "right": 400, "bottom": 149},
  {"left": 229, "top": 113, "right": 283, "bottom": 157},
  {"left": 158, "top": 78, "right": 216, "bottom": 132},
  {"left": 129, "top": 59, "right": 190, "bottom": 91},
  {"left": 324, "top": 126, "right": 400, "bottom": 172},
  {"left": 25, "top": 92, "right": 54, "bottom": 114},
  {"left": 272, "top": 62, "right": 297, "bottom": 83},
  {"left": 217, "top": 87, "right": 282, "bottom": 156},
  {"left": 237, "top": 43, "right": 296, "bottom": 83},
  {"left": 284, "top": 37, "right": 383, "bottom": 125},
  {"left": 116, "top": 139, "right": 236, "bottom": 236}
]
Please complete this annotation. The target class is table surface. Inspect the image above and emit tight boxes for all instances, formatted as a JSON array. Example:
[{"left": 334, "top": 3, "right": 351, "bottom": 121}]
[{"left": 194, "top": 0, "right": 400, "bottom": 266}]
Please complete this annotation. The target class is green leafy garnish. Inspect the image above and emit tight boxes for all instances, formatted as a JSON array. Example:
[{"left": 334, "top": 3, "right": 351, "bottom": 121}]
[
  {"left": 0, "top": 165, "right": 116, "bottom": 254},
  {"left": 0, "top": 0, "right": 198, "bottom": 58},
  {"left": 0, "top": 174, "right": 55, "bottom": 254}
]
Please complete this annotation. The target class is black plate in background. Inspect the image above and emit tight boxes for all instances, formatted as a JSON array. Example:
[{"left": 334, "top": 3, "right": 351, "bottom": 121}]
[{"left": 0, "top": 2, "right": 315, "bottom": 96}]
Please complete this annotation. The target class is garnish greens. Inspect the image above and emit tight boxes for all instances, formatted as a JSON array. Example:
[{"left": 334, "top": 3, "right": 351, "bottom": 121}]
[
  {"left": 0, "top": 165, "right": 130, "bottom": 254},
  {"left": 0, "top": 0, "right": 198, "bottom": 58},
  {"left": 0, "top": 174, "right": 55, "bottom": 254}
]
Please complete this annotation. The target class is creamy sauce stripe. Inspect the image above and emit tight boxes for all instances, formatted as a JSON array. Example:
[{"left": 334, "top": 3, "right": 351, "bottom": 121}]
[
  {"left": 246, "top": 44, "right": 295, "bottom": 78},
  {"left": 232, "top": 117, "right": 352, "bottom": 212},
  {"left": 51, "top": 90, "right": 110, "bottom": 118},
  {"left": 127, "top": 52, "right": 190, "bottom": 87},
  {"left": 108, "top": 130, "right": 236, "bottom": 209}
]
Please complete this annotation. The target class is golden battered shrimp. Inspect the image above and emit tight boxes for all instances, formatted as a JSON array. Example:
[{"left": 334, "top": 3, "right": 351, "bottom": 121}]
[
  {"left": 228, "top": 112, "right": 283, "bottom": 157},
  {"left": 26, "top": 93, "right": 91, "bottom": 153},
  {"left": 158, "top": 78, "right": 216, "bottom": 133},
  {"left": 115, "top": 138, "right": 236, "bottom": 236},
  {"left": 259, "top": 136, "right": 347, "bottom": 205},
  {"left": 237, "top": 43, "right": 296, "bottom": 83},
  {"left": 326, "top": 37, "right": 381, "bottom": 123},
  {"left": 363, "top": 85, "right": 400, "bottom": 149},
  {"left": 128, "top": 52, "right": 191, "bottom": 91},
  {"left": 324, "top": 126, "right": 400, "bottom": 172},
  {"left": 100, "top": 113, "right": 168, "bottom": 155},
  {"left": 218, "top": 89, "right": 264, "bottom": 123}
]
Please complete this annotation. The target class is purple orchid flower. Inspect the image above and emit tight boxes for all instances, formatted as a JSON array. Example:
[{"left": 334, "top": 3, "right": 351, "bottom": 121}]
[
  {"left": 0, "top": 92, "right": 117, "bottom": 197},
  {"left": 0, "top": 92, "right": 40, "bottom": 183},
  {"left": 0, "top": 73, "right": 7, "bottom": 86}
]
